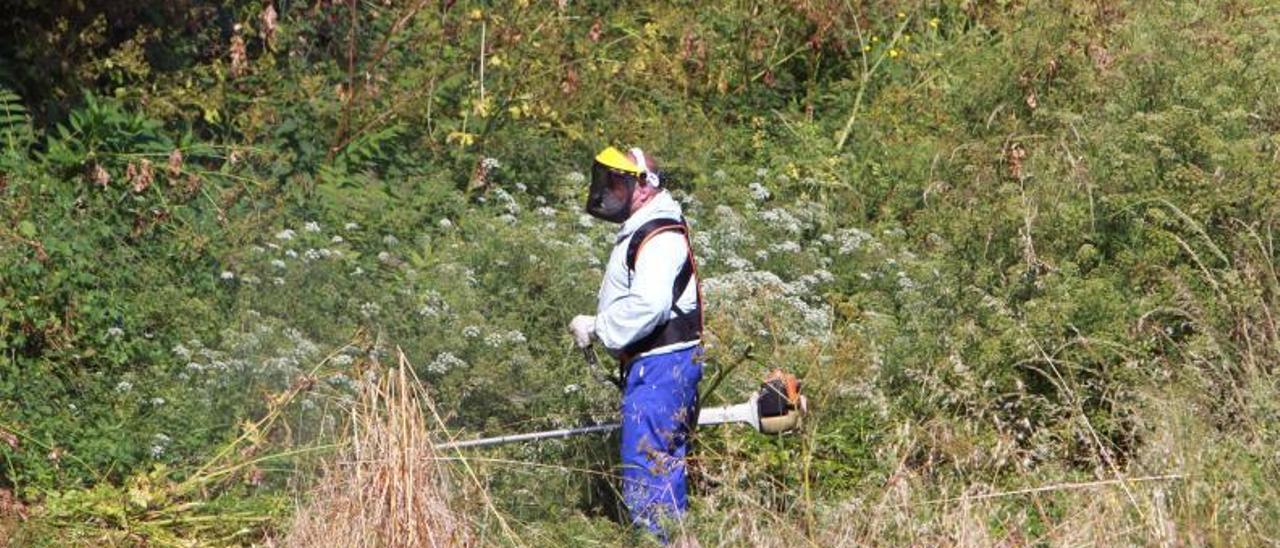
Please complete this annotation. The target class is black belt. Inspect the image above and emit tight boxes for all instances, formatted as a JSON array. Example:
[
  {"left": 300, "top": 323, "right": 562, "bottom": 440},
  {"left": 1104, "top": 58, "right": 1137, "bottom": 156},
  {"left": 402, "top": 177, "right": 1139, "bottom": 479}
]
[{"left": 620, "top": 310, "right": 702, "bottom": 366}]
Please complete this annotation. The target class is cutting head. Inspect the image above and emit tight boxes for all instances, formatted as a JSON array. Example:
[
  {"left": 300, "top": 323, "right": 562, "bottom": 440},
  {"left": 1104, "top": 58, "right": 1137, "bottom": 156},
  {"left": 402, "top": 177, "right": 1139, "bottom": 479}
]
[{"left": 756, "top": 369, "right": 808, "bottom": 434}]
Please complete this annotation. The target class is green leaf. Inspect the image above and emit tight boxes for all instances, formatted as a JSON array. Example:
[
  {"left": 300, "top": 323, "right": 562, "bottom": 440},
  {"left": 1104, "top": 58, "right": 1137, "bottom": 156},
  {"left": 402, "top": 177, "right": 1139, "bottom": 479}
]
[{"left": 18, "top": 220, "right": 37, "bottom": 238}]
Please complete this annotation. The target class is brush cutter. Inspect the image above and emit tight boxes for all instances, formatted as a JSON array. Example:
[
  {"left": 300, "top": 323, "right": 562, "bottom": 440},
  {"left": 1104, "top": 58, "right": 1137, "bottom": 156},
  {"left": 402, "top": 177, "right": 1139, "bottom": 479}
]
[{"left": 437, "top": 367, "right": 807, "bottom": 450}]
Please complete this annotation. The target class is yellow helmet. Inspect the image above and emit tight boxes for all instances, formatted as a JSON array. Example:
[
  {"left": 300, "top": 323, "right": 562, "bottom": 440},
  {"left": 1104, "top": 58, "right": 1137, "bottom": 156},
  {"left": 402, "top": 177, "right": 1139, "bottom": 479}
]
[{"left": 594, "top": 146, "right": 642, "bottom": 174}]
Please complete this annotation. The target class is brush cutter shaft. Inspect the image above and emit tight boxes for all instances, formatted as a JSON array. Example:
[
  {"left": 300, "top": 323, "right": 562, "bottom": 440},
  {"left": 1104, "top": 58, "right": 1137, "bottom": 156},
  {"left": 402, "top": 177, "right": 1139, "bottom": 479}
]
[
  {"left": 438, "top": 423, "right": 620, "bottom": 450},
  {"left": 435, "top": 369, "right": 807, "bottom": 450},
  {"left": 437, "top": 400, "right": 765, "bottom": 450},
  {"left": 697, "top": 398, "right": 760, "bottom": 430}
]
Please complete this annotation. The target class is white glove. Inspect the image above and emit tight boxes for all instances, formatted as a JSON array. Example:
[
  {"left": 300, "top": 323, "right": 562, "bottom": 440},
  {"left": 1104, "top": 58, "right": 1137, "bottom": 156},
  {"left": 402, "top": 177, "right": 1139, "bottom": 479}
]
[{"left": 569, "top": 315, "right": 597, "bottom": 348}]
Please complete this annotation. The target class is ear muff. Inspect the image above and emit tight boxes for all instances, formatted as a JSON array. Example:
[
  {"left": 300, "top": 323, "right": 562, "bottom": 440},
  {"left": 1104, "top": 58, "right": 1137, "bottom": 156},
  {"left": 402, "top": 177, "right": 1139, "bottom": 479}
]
[{"left": 628, "top": 147, "right": 660, "bottom": 187}]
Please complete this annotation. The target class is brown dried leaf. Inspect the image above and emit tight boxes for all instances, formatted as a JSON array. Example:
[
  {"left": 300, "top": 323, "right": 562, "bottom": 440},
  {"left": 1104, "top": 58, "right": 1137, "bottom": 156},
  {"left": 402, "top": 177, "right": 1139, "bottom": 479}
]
[
  {"left": 1088, "top": 43, "right": 1113, "bottom": 72},
  {"left": 1007, "top": 143, "right": 1028, "bottom": 180},
  {"left": 230, "top": 31, "right": 248, "bottom": 78},
  {"left": 560, "top": 66, "right": 579, "bottom": 95},
  {"left": 91, "top": 163, "right": 111, "bottom": 187},
  {"left": 167, "top": 148, "right": 184, "bottom": 179},
  {"left": 261, "top": 3, "right": 278, "bottom": 47},
  {"left": 0, "top": 429, "right": 17, "bottom": 450},
  {"left": 589, "top": 18, "right": 602, "bottom": 42},
  {"left": 130, "top": 159, "right": 155, "bottom": 193}
]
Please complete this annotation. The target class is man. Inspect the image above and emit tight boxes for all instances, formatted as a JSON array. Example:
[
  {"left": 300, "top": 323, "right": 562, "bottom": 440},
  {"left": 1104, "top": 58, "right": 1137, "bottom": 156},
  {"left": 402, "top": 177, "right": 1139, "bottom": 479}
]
[{"left": 568, "top": 146, "right": 703, "bottom": 538}]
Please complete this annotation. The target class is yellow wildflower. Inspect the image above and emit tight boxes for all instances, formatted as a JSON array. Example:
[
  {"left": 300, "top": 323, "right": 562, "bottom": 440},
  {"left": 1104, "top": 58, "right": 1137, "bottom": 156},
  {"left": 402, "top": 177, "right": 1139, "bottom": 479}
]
[
  {"left": 889, "top": 49, "right": 900, "bottom": 58},
  {"left": 447, "top": 131, "right": 476, "bottom": 146},
  {"left": 929, "top": 18, "right": 940, "bottom": 29}
]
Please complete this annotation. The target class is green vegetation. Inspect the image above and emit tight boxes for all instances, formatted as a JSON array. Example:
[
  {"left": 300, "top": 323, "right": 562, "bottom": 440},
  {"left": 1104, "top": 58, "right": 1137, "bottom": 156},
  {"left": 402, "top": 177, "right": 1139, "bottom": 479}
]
[{"left": 2, "top": 0, "right": 1279, "bottom": 544}]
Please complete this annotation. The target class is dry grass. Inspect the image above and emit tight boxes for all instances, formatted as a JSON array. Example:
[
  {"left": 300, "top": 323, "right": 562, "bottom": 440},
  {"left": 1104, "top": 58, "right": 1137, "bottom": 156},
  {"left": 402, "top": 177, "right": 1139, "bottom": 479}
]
[{"left": 285, "top": 350, "right": 473, "bottom": 547}]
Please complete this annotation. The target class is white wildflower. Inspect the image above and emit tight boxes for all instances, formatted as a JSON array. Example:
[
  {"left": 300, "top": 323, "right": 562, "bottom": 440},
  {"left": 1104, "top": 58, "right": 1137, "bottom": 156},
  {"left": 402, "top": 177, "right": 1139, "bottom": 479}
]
[
  {"left": 331, "top": 354, "right": 354, "bottom": 366},
  {"left": 220, "top": 270, "right": 235, "bottom": 280},
  {"left": 304, "top": 221, "right": 321, "bottom": 233},
  {"left": 565, "top": 171, "right": 586, "bottom": 184},
  {"left": 462, "top": 325, "right": 481, "bottom": 338},
  {"left": 107, "top": 327, "right": 124, "bottom": 338},
  {"left": 563, "top": 384, "right": 581, "bottom": 394},
  {"left": 897, "top": 271, "right": 916, "bottom": 291},
  {"left": 271, "top": 259, "right": 286, "bottom": 269},
  {"left": 115, "top": 381, "right": 133, "bottom": 393},
  {"left": 285, "top": 249, "right": 298, "bottom": 259},
  {"left": 150, "top": 433, "right": 171, "bottom": 457},
  {"left": 377, "top": 251, "right": 392, "bottom": 263},
  {"left": 771, "top": 241, "right": 801, "bottom": 254},
  {"left": 360, "top": 302, "right": 380, "bottom": 318},
  {"left": 331, "top": 235, "right": 344, "bottom": 243},
  {"left": 835, "top": 227, "right": 872, "bottom": 254},
  {"left": 578, "top": 214, "right": 595, "bottom": 229},
  {"left": 515, "top": 182, "right": 527, "bottom": 192},
  {"left": 749, "top": 182, "right": 771, "bottom": 202},
  {"left": 150, "top": 397, "right": 166, "bottom": 406},
  {"left": 439, "top": 218, "right": 453, "bottom": 229},
  {"left": 755, "top": 167, "right": 768, "bottom": 177},
  {"left": 344, "top": 222, "right": 360, "bottom": 230},
  {"left": 725, "top": 254, "right": 752, "bottom": 270},
  {"left": 537, "top": 206, "right": 557, "bottom": 217},
  {"left": 482, "top": 157, "right": 501, "bottom": 170},
  {"left": 275, "top": 229, "right": 296, "bottom": 240},
  {"left": 758, "top": 208, "right": 802, "bottom": 234},
  {"left": 506, "top": 330, "right": 527, "bottom": 344},
  {"left": 494, "top": 188, "right": 519, "bottom": 215},
  {"left": 485, "top": 333, "right": 506, "bottom": 348},
  {"left": 173, "top": 344, "right": 192, "bottom": 359},
  {"left": 427, "top": 352, "right": 467, "bottom": 375},
  {"left": 304, "top": 248, "right": 321, "bottom": 261},
  {"left": 273, "top": 277, "right": 286, "bottom": 285},
  {"left": 383, "top": 234, "right": 399, "bottom": 246},
  {"left": 251, "top": 245, "right": 265, "bottom": 253}
]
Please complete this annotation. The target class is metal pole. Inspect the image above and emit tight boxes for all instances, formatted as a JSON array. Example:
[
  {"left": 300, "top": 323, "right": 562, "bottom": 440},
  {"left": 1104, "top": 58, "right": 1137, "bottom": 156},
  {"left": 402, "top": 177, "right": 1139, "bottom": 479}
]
[{"left": 437, "top": 423, "right": 620, "bottom": 450}]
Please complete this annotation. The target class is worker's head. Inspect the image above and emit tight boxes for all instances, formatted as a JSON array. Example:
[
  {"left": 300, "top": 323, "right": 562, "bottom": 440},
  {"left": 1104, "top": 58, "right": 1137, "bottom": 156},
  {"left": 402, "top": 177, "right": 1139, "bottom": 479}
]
[{"left": 586, "top": 146, "right": 661, "bottom": 223}]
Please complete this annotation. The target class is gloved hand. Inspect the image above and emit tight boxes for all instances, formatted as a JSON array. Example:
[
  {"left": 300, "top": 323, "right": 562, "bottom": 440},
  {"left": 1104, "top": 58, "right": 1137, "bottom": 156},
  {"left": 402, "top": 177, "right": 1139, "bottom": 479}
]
[{"left": 568, "top": 315, "right": 597, "bottom": 348}]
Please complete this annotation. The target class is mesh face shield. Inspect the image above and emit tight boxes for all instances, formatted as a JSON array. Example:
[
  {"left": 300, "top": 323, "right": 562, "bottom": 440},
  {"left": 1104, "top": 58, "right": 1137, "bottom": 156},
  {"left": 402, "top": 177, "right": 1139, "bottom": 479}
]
[{"left": 587, "top": 161, "right": 638, "bottom": 223}]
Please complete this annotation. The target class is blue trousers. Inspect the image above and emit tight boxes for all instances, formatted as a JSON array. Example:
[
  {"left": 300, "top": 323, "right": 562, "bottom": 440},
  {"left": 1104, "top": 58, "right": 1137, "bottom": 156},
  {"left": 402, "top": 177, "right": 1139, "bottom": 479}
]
[{"left": 620, "top": 345, "right": 702, "bottom": 537}]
